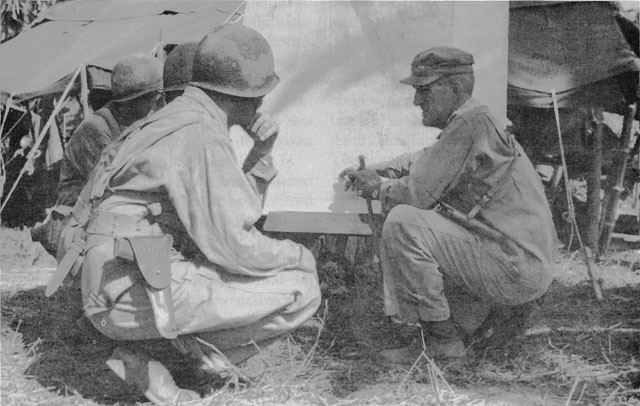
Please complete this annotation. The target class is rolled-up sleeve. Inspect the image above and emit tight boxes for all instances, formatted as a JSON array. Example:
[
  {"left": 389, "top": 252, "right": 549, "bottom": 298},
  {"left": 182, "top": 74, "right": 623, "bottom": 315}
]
[{"left": 245, "top": 153, "right": 278, "bottom": 206}]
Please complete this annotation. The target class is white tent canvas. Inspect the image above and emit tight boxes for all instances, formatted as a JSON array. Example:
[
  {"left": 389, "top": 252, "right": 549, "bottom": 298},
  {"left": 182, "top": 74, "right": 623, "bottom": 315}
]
[{"left": 234, "top": 1, "right": 510, "bottom": 215}]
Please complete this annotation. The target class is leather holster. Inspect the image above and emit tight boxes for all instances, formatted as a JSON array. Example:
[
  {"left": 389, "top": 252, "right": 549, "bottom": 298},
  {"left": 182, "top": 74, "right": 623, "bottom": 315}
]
[{"left": 114, "top": 235, "right": 178, "bottom": 339}]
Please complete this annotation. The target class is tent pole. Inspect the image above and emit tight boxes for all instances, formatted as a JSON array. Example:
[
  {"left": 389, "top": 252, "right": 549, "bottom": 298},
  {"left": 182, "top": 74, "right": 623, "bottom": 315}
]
[
  {"left": 0, "top": 66, "right": 82, "bottom": 215},
  {"left": 0, "top": 92, "right": 16, "bottom": 136},
  {"left": 598, "top": 103, "right": 637, "bottom": 257},
  {"left": 585, "top": 107, "right": 603, "bottom": 255},
  {"left": 80, "top": 64, "right": 90, "bottom": 117},
  {"left": 551, "top": 90, "right": 603, "bottom": 301}
]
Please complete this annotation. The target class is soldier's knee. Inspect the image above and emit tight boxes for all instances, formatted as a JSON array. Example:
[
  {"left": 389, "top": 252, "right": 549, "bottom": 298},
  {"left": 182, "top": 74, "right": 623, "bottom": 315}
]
[{"left": 382, "top": 204, "right": 424, "bottom": 238}]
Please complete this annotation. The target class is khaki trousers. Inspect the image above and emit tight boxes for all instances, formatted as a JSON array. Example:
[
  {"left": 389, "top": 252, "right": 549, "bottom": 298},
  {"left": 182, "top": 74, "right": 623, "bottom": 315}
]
[
  {"left": 82, "top": 238, "right": 321, "bottom": 361},
  {"left": 381, "top": 205, "right": 552, "bottom": 334}
]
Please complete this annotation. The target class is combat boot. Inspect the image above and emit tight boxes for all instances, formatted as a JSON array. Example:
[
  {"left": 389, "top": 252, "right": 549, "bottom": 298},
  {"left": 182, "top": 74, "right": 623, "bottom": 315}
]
[
  {"left": 106, "top": 346, "right": 200, "bottom": 405},
  {"left": 380, "top": 319, "right": 465, "bottom": 366},
  {"left": 474, "top": 299, "right": 543, "bottom": 347}
]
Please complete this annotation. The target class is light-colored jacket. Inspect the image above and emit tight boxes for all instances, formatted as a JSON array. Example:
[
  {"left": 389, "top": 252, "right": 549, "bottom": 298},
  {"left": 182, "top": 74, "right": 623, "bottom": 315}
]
[{"left": 372, "top": 98, "right": 559, "bottom": 275}]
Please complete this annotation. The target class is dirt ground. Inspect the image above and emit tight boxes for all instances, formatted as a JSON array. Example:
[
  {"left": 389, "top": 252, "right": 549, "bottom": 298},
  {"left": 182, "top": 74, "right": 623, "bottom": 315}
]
[{"left": 1, "top": 226, "right": 639, "bottom": 406}]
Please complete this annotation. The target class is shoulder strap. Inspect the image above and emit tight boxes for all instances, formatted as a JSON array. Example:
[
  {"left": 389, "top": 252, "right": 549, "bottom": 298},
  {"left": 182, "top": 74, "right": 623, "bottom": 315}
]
[
  {"left": 466, "top": 111, "right": 519, "bottom": 220},
  {"left": 87, "top": 111, "right": 200, "bottom": 204}
]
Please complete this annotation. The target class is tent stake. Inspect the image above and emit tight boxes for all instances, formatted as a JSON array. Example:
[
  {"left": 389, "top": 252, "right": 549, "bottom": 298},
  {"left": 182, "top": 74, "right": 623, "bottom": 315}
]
[{"left": 79, "top": 64, "right": 90, "bottom": 118}]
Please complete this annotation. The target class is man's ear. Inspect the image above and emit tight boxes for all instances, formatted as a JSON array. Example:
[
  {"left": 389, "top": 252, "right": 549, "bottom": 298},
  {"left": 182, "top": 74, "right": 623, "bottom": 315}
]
[{"left": 450, "top": 79, "right": 464, "bottom": 97}]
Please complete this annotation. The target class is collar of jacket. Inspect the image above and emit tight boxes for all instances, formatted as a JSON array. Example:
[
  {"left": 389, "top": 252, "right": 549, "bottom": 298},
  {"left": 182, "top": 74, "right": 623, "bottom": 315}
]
[
  {"left": 446, "top": 97, "right": 483, "bottom": 126},
  {"left": 179, "top": 85, "right": 229, "bottom": 130},
  {"left": 436, "top": 97, "right": 485, "bottom": 140}
]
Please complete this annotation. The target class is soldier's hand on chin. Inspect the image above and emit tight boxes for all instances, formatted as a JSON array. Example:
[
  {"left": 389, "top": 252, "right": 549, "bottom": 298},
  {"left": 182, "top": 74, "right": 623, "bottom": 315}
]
[{"left": 248, "top": 112, "right": 279, "bottom": 156}]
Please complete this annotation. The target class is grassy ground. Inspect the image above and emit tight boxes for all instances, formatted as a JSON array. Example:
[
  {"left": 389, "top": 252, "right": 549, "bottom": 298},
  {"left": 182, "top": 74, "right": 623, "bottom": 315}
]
[{"left": 1, "top": 227, "right": 639, "bottom": 406}]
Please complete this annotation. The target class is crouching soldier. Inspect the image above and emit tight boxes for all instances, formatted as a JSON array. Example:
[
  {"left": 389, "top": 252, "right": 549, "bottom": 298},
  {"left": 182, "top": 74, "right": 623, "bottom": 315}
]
[
  {"left": 341, "top": 47, "right": 558, "bottom": 364},
  {"left": 32, "top": 54, "right": 164, "bottom": 255},
  {"left": 48, "top": 24, "right": 321, "bottom": 404}
]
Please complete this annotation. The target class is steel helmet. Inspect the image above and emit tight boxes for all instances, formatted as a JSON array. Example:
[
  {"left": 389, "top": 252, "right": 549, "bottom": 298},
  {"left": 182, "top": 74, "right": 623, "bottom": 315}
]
[
  {"left": 163, "top": 42, "right": 198, "bottom": 93},
  {"left": 111, "top": 54, "right": 163, "bottom": 102},
  {"left": 191, "top": 24, "right": 279, "bottom": 98}
]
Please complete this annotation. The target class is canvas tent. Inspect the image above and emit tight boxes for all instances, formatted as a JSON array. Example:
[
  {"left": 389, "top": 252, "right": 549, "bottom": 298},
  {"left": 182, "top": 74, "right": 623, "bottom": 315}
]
[
  {"left": 0, "top": 0, "right": 245, "bottom": 103},
  {"left": 508, "top": 1, "right": 639, "bottom": 110},
  {"left": 506, "top": 1, "right": 639, "bottom": 166},
  {"left": 0, "top": 0, "right": 245, "bottom": 224},
  {"left": 506, "top": 1, "right": 640, "bottom": 246}
]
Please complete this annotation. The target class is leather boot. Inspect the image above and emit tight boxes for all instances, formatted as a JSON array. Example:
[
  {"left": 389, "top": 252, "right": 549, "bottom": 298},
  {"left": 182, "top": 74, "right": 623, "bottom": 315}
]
[
  {"left": 106, "top": 346, "right": 200, "bottom": 405},
  {"left": 380, "top": 319, "right": 465, "bottom": 366},
  {"left": 475, "top": 300, "right": 542, "bottom": 346}
]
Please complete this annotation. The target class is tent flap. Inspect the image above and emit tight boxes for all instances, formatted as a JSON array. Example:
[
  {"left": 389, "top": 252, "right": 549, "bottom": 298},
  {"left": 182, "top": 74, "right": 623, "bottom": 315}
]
[
  {"left": 508, "top": 1, "right": 639, "bottom": 108},
  {"left": 0, "top": 0, "right": 244, "bottom": 101}
]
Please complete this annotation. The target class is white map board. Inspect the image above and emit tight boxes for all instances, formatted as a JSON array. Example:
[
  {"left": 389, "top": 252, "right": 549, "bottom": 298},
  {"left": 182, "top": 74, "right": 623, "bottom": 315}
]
[{"left": 231, "top": 1, "right": 509, "bottom": 214}]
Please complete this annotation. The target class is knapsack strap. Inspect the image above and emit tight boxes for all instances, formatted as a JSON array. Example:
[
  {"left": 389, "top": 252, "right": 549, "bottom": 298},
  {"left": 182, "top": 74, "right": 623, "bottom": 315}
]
[
  {"left": 465, "top": 111, "right": 519, "bottom": 220},
  {"left": 88, "top": 112, "right": 199, "bottom": 203}
]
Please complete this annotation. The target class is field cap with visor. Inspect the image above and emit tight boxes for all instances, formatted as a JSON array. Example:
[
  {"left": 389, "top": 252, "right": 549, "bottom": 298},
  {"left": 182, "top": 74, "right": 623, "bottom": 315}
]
[
  {"left": 111, "top": 54, "right": 164, "bottom": 102},
  {"left": 400, "top": 47, "right": 474, "bottom": 87}
]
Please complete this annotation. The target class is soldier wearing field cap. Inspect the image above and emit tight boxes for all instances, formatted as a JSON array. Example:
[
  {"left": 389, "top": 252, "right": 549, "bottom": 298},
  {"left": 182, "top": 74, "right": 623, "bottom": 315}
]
[
  {"left": 56, "top": 54, "right": 165, "bottom": 206},
  {"left": 341, "top": 47, "right": 558, "bottom": 362},
  {"left": 51, "top": 24, "right": 320, "bottom": 404},
  {"left": 162, "top": 42, "right": 198, "bottom": 103}
]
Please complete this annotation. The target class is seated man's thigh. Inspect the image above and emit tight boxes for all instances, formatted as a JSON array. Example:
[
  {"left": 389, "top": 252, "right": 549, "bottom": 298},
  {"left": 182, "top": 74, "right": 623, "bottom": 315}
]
[{"left": 384, "top": 204, "right": 542, "bottom": 305}]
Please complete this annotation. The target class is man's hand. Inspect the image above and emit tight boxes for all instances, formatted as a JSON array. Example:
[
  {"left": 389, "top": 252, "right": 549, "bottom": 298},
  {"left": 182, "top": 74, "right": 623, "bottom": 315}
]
[
  {"left": 247, "top": 112, "right": 279, "bottom": 156},
  {"left": 340, "top": 168, "right": 381, "bottom": 200}
]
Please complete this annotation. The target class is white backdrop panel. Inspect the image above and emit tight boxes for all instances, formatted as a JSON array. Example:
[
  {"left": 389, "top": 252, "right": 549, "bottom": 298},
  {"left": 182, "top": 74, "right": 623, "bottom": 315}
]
[{"left": 232, "top": 1, "right": 509, "bottom": 214}]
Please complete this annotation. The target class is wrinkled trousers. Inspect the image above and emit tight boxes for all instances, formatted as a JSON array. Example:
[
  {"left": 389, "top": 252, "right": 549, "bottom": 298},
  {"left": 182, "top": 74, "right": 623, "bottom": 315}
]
[
  {"left": 381, "top": 205, "right": 552, "bottom": 334},
  {"left": 82, "top": 237, "right": 321, "bottom": 363}
]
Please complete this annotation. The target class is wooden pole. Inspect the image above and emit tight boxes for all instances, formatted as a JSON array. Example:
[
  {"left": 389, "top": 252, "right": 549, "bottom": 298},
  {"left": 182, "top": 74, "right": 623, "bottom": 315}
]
[
  {"left": 79, "top": 64, "right": 90, "bottom": 118},
  {"left": 358, "top": 155, "right": 380, "bottom": 270},
  {"left": 585, "top": 107, "right": 603, "bottom": 254},
  {"left": 551, "top": 90, "right": 603, "bottom": 301},
  {"left": 0, "top": 92, "right": 16, "bottom": 136},
  {"left": 599, "top": 103, "right": 637, "bottom": 257}
]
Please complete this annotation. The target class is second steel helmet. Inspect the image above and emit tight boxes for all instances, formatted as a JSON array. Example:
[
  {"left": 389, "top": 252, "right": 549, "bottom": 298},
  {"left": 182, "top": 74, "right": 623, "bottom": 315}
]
[
  {"left": 163, "top": 42, "right": 198, "bottom": 93},
  {"left": 190, "top": 24, "right": 279, "bottom": 98}
]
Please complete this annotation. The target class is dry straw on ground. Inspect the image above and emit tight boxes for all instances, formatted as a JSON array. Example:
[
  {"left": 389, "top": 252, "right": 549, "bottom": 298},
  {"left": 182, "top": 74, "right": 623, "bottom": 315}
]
[{"left": 1, "top": 227, "right": 639, "bottom": 405}]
